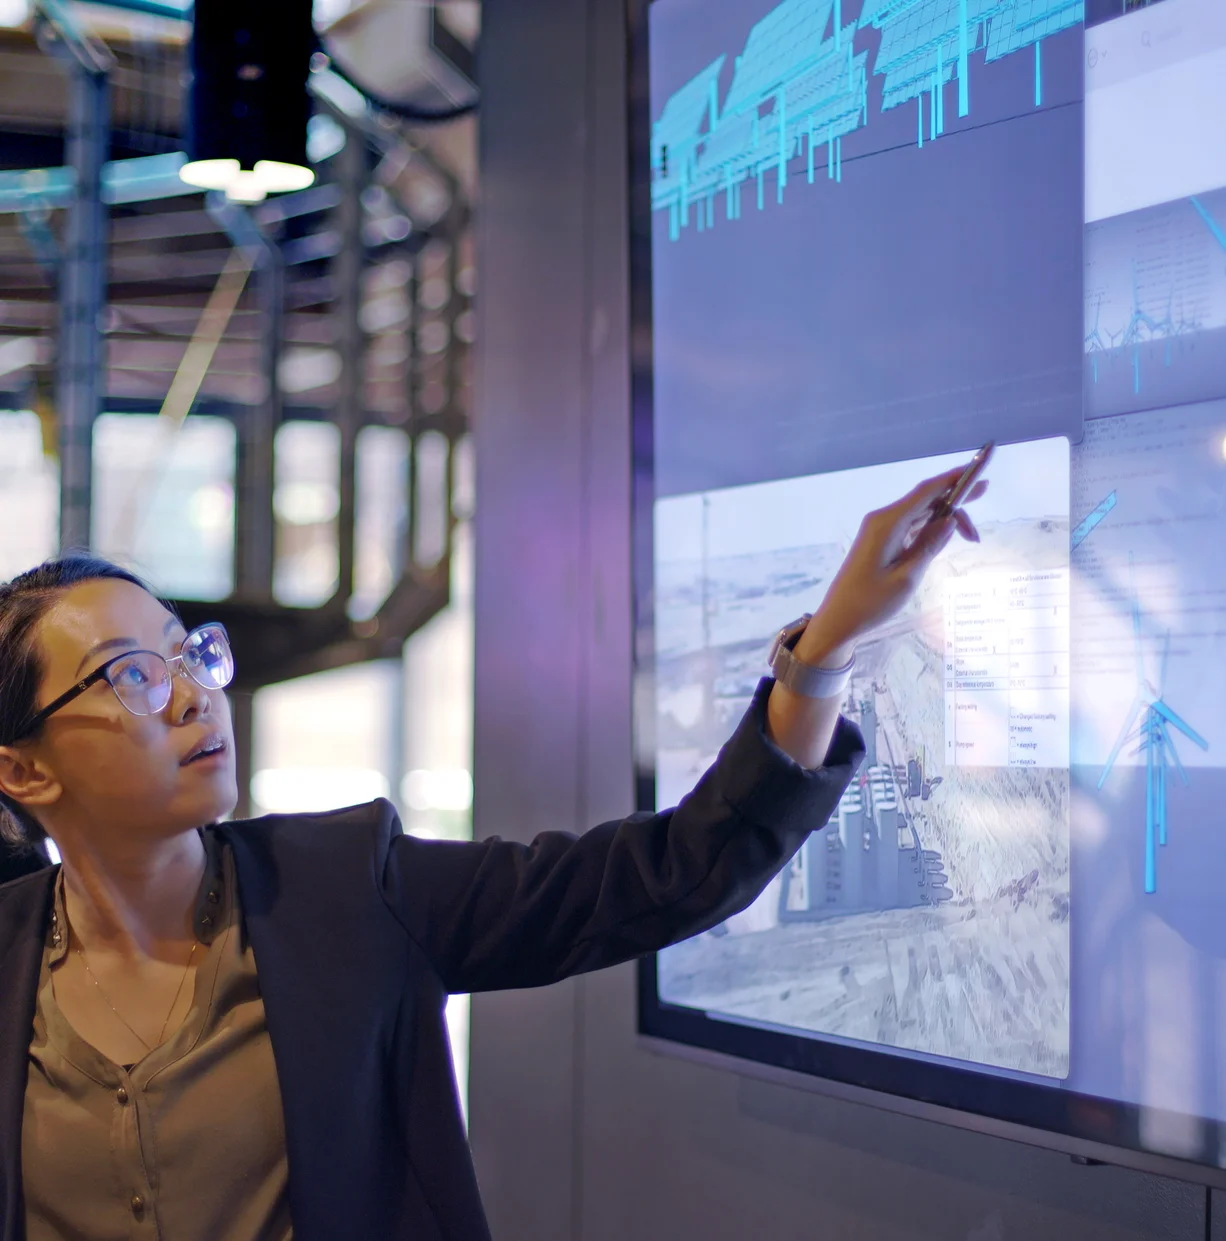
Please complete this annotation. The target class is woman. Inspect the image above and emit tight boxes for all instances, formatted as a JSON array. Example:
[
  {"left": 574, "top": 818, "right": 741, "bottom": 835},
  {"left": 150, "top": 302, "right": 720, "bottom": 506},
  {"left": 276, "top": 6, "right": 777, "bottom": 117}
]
[{"left": 0, "top": 467, "right": 982, "bottom": 1241}]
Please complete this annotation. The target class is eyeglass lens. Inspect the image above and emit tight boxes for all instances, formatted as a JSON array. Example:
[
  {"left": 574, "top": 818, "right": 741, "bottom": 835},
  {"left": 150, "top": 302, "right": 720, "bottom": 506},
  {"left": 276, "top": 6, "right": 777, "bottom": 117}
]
[{"left": 105, "top": 625, "right": 234, "bottom": 717}]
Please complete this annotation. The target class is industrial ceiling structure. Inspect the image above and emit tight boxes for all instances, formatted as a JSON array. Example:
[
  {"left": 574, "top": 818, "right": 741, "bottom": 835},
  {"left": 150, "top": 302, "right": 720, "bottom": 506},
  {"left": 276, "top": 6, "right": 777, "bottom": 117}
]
[{"left": 0, "top": 0, "right": 479, "bottom": 812}]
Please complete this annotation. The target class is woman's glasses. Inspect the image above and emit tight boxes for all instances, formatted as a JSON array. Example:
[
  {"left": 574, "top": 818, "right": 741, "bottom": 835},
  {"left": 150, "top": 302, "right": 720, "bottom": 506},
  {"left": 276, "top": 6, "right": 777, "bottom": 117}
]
[{"left": 8, "top": 623, "right": 234, "bottom": 743}]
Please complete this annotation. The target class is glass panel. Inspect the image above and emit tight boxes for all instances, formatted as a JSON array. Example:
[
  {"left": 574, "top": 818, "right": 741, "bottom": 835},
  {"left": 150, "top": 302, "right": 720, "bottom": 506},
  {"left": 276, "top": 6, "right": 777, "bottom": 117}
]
[
  {"left": 351, "top": 425, "right": 410, "bottom": 621},
  {"left": 92, "top": 413, "right": 236, "bottom": 600},
  {"left": 0, "top": 411, "right": 58, "bottom": 580},
  {"left": 273, "top": 420, "right": 340, "bottom": 607},
  {"left": 250, "top": 661, "right": 400, "bottom": 816}
]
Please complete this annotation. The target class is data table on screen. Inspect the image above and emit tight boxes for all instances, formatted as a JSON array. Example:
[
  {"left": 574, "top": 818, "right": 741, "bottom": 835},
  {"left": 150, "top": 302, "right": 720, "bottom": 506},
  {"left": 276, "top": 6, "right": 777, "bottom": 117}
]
[{"left": 944, "top": 570, "right": 1071, "bottom": 769}]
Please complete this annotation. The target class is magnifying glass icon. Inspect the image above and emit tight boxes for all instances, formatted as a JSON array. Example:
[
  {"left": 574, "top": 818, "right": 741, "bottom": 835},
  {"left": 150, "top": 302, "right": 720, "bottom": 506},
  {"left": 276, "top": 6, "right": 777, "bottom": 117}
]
[{"left": 1141, "top": 29, "right": 1151, "bottom": 46}]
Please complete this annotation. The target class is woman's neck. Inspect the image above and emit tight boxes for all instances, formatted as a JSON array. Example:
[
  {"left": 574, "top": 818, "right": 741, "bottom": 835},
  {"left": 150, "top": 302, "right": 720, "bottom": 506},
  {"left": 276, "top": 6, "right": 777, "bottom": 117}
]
[{"left": 52, "top": 826, "right": 206, "bottom": 962}]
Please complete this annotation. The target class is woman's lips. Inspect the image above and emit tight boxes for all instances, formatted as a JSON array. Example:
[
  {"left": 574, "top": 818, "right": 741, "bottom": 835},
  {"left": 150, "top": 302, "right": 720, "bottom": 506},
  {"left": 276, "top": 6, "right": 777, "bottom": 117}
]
[{"left": 182, "top": 734, "right": 227, "bottom": 766}]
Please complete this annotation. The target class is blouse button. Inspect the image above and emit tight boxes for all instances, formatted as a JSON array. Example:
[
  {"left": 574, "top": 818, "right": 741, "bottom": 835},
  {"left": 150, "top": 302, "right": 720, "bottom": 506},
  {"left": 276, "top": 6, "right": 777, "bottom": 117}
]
[
  {"left": 130, "top": 1194, "right": 145, "bottom": 1217},
  {"left": 116, "top": 1086, "right": 129, "bottom": 1105}
]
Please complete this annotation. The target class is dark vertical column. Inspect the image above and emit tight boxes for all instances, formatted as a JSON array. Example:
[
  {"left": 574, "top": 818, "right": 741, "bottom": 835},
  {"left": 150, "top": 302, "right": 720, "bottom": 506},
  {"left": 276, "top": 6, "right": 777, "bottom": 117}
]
[
  {"left": 333, "top": 124, "right": 367, "bottom": 610},
  {"left": 235, "top": 244, "right": 282, "bottom": 600},
  {"left": 405, "top": 259, "right": 420, "bottom": 570},
  {"left": 56, "top": 63, "right": 109, "bottom": 553},
  {"left": 229, "top": 689, "right": 254, "bottom": 819}
]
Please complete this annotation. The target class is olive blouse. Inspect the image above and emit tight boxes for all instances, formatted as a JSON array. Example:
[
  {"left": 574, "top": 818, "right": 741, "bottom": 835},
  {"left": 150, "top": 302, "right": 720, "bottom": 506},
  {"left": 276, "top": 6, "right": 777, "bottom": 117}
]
[{"left": 22, "top": 834, "right": 292, "bottom": 1241}]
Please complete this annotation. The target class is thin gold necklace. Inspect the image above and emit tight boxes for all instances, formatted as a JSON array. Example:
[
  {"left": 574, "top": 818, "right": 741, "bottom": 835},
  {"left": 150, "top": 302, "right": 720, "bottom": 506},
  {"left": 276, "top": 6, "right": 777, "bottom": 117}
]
[{"left": 73, "top": 932, "right": 198, "bottom": 1053}]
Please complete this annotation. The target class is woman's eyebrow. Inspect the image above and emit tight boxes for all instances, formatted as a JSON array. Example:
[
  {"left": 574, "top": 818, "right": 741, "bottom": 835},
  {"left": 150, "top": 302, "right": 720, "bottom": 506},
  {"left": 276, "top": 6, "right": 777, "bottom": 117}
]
[
  {"left": 74, "top": 636, "right": 137, "bottom": 677},
  {"left": 72, "top": 616, "right": 184, "bottom": 677}
]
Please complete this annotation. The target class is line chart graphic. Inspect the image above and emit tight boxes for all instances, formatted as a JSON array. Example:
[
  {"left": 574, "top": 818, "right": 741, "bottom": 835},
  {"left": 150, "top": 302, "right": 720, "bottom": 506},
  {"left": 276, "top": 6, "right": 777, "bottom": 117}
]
[
  {"left": 651, "top": 0, "right": 1083, "bottom": 240},
  {"left": 1097, "top": 555, "right": 1209, "bottom": 895},
  {"left": 1084, "top": 191, "right": 1226, "bottom": 396}
]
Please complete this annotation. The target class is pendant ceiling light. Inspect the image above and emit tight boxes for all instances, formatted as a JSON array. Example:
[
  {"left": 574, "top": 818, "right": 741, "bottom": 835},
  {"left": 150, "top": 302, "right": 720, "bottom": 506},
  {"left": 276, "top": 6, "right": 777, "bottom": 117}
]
[{"left": 180, "top": 1, "right": 316, "bottom": 204}]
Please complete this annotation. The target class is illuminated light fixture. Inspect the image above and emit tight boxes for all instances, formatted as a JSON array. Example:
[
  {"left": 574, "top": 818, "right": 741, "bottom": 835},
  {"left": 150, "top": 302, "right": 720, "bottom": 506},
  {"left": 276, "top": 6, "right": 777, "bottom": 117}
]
[{"left": 181, "top": 3, "right": 316, "bottom": 203}]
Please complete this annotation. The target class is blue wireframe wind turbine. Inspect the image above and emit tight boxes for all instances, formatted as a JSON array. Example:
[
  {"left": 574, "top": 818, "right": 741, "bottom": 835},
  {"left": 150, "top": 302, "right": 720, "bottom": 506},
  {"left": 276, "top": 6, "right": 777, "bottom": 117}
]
[{"left": 1097, "top": 556, "right": 1209, "bottom": 894}]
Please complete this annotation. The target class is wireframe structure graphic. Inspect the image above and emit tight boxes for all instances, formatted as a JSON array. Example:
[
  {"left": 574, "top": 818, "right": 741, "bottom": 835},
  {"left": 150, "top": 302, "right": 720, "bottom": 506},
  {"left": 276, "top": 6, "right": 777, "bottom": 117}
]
[
  {"left": 652, "top": 0, "right": 868, "bottom": 236},
  {"left": 985, "top": 0, "right": 1084, "bottom": 105},
  {"left": 652, "top": 0, "right": 1084, "bottom": 239},
  {"left": 862, "top": 0, "right": 1082, "bottom": 135},
  {"left": 651, "top": 56, "right": 727, "bottom": 240},
  {"left": 1070, "top": 489, "right": 1115, "bottom": 550},
  {"left": 1097, "top": 555, "right": 1209, "bottom": 894}
]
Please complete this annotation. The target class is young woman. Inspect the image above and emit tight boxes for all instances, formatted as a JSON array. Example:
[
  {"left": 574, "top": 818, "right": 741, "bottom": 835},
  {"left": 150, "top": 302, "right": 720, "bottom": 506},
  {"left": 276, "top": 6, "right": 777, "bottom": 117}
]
[{"left": 0, "top": 467, "right": 982, "bottom": 1241}]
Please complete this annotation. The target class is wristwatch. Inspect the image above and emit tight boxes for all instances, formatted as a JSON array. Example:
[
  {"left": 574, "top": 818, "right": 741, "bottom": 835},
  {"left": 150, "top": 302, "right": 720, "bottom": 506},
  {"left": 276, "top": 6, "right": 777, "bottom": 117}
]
[{"left": 768, "top": 614, "right": 856, "bottom": 699}]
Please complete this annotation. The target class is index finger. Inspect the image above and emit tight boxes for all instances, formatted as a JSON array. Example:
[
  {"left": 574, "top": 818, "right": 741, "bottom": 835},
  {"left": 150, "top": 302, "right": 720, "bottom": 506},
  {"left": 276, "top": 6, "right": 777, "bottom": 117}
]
[{"left": 891, "top": 466, "right": 967, "bottom": 518}]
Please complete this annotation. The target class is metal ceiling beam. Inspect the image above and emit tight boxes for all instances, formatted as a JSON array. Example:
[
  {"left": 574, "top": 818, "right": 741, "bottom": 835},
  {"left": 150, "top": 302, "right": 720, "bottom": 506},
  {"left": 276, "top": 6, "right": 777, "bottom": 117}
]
[
  {"left": 45, "top": 23, "right": 110, "bottom": 551},
  {"left": 0, "top": 151, "right": 191, "bottom": 212}
]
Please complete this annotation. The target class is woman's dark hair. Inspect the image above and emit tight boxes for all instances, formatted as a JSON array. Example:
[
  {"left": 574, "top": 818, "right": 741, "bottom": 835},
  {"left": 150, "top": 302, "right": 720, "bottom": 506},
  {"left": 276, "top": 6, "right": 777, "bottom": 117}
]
[{"left": 0, "top": 555, "right": 151, "bottom": 851}]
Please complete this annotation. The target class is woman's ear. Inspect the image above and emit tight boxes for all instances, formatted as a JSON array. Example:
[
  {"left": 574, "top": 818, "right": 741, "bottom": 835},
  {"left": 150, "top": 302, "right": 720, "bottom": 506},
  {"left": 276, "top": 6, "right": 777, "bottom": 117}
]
[{"left": 0, "top": 746, "right": 61, "bottom": 813}]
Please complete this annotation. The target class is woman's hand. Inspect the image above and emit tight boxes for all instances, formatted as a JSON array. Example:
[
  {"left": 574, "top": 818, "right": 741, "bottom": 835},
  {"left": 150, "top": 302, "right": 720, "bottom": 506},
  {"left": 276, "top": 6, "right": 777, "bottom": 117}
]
[
  {"left": 793, "top": 466, "right": 987, "bottom": 668},
  {"left": 766, "top": 466, "right": 987, "bottom": 769}
]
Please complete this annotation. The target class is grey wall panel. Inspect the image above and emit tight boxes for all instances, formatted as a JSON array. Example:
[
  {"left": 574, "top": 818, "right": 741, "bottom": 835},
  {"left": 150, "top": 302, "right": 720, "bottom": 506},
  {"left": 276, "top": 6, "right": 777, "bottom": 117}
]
[
  {"left": 473, "top": 1, "right": 1215, "bottom": 1238},
  {"left": 579, "top": 966, "right": 1204, "bottom": 1241},
  {"left": 470, "top": 3, "right": 592, "bottom": 1240},
  {"left": 1213, "top": 1189, "right": 1225, "bottom": 1241}
]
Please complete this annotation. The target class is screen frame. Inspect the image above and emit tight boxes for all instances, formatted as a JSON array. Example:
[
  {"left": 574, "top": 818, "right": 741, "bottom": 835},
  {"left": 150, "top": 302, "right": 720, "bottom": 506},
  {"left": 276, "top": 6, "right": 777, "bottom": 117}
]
[{"left": 626, "top": 0, "right": 1226, "bottom": 1189}]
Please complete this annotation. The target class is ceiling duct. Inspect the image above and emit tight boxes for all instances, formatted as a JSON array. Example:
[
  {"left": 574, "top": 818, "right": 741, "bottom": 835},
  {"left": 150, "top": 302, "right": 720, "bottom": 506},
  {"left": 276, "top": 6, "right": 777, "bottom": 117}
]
[{"left": 319, "top": 0, "right": 478, "bottom": 122}]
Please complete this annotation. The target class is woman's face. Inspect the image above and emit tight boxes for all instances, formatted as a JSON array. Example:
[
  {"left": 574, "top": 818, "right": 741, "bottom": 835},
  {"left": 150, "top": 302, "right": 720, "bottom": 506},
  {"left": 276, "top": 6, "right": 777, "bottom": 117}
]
[{"left": 11, "top": 577, "right": 238, "bottom": 839}]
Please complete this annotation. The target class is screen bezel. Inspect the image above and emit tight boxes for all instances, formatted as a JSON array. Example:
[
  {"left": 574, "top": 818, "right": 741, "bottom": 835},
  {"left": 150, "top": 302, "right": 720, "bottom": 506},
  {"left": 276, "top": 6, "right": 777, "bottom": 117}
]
[{"left": 626, "top": 0, "right": 1226, "bottom": 1187}]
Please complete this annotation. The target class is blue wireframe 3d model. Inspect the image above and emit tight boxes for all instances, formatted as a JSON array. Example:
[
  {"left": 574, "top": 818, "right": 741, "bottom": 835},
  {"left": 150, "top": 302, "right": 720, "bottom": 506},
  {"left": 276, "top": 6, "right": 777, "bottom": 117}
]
[
  {"left": 652, "top": 0, "right": 1084, "bottom": 240},
  {"left": 1097, "top": 555, "right": 1209, "bottom": 894},
  {"left": 652, "top": 0, "right": 868, "bottom": 238}
]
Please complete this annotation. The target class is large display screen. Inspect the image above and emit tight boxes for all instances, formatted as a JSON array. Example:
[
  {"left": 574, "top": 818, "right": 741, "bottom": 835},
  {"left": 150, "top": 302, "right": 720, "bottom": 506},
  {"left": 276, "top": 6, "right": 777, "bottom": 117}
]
[{"left": 631, "top": 0, "right": 1226, "bottom": 1179}]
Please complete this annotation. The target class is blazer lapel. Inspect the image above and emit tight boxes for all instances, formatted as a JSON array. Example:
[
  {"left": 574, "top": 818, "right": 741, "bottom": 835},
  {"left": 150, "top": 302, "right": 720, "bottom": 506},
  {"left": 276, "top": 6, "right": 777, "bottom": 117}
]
[{"left": 0, "top": 869, "right": 55, "bottom": 1241}]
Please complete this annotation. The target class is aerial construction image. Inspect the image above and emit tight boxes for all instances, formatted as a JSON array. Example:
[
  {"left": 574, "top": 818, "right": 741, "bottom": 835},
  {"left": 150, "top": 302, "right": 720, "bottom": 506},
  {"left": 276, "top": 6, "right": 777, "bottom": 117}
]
[{"left": 652, "top": 438, "right": 1073, "bottom": 1078}]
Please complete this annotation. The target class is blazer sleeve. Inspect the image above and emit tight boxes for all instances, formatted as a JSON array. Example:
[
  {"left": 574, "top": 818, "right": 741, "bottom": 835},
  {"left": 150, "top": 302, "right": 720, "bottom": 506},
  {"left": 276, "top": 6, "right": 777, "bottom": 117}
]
[{"left": 378, "top": 678, "right": 865, "bottom": 994}]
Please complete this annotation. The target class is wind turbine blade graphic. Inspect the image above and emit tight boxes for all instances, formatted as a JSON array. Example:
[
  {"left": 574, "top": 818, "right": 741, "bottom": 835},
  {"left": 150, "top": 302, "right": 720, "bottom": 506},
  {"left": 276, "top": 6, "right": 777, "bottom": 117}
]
[
  {"left": 1099, "top": 695, "right": 1144, "bottom": 788},
  {"left": 1190, "top": 196, "right": 1226, "bottom": 253},
  {"left": 1158, "top": 720, "right": 1190, "bottom": 788},
  {"left": 1151, "top": 698, "right": 1210, "bottom": 751}
]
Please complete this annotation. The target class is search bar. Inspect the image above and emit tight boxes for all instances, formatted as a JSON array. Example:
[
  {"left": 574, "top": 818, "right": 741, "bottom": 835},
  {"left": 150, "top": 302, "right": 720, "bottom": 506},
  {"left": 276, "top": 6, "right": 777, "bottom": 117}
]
[
  {"left": 1086, "top": 0, "right": 1226, "bottom": 92},
  {"left": 1085, "top": 0, "right": 1226, "bottom": 221}
]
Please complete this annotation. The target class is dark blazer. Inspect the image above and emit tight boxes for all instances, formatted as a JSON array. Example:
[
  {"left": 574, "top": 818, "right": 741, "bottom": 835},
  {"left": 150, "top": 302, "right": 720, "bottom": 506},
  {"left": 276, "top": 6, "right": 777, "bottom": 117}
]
[{"left": 0, "top": 682, "right": 862, "bottom": 1241}]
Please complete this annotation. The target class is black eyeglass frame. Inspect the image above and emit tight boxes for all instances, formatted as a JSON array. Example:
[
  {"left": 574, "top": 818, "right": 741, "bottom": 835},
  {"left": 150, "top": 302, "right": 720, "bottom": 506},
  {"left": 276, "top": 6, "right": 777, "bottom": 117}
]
[{"left": 4, "top": 622, "right": 233, "bottom": 746}]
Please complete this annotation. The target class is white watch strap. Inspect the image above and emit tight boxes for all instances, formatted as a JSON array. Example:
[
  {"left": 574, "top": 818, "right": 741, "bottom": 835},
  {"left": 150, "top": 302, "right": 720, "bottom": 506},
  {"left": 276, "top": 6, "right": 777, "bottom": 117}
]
[{"left": 770, "top": 642, "right": 855, "bottom": 699}]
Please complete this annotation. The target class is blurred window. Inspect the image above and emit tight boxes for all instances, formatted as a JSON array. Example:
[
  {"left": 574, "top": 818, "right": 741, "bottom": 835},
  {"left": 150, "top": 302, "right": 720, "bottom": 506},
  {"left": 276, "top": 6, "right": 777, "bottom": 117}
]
[
  {"left": 0, "top": 411, "right": 58, "bottom": 580},
  {"left": 92, "top": 413, "right": 236, "bottom": 600},
  {"left": 273, "top": 420, "right": 340, "bottom": 607}
]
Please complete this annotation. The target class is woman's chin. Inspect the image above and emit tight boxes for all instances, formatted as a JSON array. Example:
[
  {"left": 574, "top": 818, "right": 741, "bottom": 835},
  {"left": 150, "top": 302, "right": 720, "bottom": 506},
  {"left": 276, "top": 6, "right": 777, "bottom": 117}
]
[{"left": 169, "top": 780, "right": 239, "bottom": 829}]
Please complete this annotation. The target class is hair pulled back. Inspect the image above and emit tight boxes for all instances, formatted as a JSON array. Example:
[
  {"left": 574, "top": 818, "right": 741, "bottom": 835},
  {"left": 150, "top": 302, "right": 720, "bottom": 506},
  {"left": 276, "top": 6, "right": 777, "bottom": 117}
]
[{"left": 0, "top": 556, "right": 149, "bottom": 851}]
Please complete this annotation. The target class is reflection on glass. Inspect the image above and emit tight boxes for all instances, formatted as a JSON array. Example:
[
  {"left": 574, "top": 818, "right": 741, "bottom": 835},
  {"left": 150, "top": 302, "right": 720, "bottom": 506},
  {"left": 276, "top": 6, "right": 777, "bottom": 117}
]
[
  {"left": 0, "top": 412, "right": 57, "bottom": 580},
  {"left": 92, "top": 413, "right": 235, "bottom": 600},
  {"left": 351, "top": 425, "right": 410, "bottom": 621},
  {"left": 273, "top": 420, "right": 340, "bottom": 607}
]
